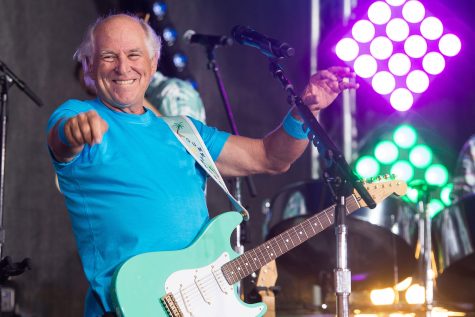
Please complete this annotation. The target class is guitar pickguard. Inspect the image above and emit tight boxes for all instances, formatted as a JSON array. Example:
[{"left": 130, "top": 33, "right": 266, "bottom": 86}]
[{"left": 164, "top": 253, "right": 264, "bottom": 317}]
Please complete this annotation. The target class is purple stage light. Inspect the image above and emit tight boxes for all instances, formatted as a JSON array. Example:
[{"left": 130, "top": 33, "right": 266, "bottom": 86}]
[
  {"left": 370, "top": 36, "right": 393, "bottom": 60},
  {"left": 352, "top": 20, "right": 376, "bottom": 43},
  {"left": 423, "top": 52, "right": 445, "bottom": 75},
  {"left": 372, "top": 71, "right": 396, "bottom": 95},
  {"left": 388, "top": 53, "right": 411, "bottom": 76},
  {"left": 404, "top": 35, "right": 427, "bottom": 58},
  {"left": 390, "top": 88, "right": 414, "bottom": 111},
  {"left": 368, "top": 1, "right": 392, "bottom": 25},
  {"left": 336, "top": 38, "right": 359, "bottom": 61},
  {"left": 354, "top": 55, "right": 378, "bottom": 78},
  {"left": 334, "top": 0, "right": 461, "bottom": 112},
  {"left": 402, "top": 1, "right": 425, "bottom": 23},
  {"left": 439, "top": 34, "right": 461, "bottom": 57},
  {"left": 406, "top": 70, "right": 429, "bottom": 93},
  {"left": 386, "top": 18, "right": 410, "bottom": 42},
  {"left": 386, "top": 0, "right": 406, "bottom": 6},
  {"left": 420, "top": 17, "right": 443, "bottom": 40}
]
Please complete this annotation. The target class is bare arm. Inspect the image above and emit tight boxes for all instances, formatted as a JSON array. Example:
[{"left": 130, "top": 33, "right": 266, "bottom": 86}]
[
  {"left": 216, "top": 66, "right": 358, "bottom": 177},
  {"left": 47, "top": 110, "right": 109, "bottom": 162}
]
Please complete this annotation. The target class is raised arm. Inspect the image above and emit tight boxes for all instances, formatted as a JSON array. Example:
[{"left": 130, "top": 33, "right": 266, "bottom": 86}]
[{"left": 216, "top": 66, "right": 358, "bottom": 177}]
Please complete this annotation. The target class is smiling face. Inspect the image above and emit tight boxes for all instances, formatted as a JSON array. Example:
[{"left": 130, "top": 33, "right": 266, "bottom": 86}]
[{"left": 89, "top": 16, "right": 158, "bottom": 113}]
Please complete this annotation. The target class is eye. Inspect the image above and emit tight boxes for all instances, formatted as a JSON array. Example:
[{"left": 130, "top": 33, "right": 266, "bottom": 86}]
[
  {"left": 102, "top": 55, "right": 115, "bottom": 62},
  {"left": 128, "top": 53, "right": 141, "bottom": 60}
]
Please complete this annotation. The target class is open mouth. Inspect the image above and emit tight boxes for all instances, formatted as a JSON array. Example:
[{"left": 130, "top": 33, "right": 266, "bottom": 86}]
[{"left": 113, "top": 79, "right": 136, "bottom": 85}]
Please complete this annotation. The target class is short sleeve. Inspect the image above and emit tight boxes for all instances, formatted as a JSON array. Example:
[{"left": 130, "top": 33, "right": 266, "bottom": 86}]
[{"left": 187, "top": 117, "right": 230, "bottom": 161}]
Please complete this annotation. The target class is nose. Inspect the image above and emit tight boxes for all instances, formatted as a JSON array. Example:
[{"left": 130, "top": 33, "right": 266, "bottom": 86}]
[{"left": 115, "top": 54, "right": 131, "bottom": 74}]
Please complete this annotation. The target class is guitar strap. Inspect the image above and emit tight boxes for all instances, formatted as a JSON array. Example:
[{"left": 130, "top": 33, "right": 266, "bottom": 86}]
[{"left": 162, "top": 116, "right": 249, "bottom": 221}]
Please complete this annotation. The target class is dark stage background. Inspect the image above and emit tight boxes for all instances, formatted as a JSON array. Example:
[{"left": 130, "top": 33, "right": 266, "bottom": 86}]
[{"left": 0, "top": 0, "right": 474, "bottom": 316}]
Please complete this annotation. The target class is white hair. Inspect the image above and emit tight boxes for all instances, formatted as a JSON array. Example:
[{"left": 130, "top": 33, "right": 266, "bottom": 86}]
[{"left": 73, "top": 14, "right": 161, "bottom": 88}]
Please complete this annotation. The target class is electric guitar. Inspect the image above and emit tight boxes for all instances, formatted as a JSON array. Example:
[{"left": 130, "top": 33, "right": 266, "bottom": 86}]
[{"left": 111, "top": 177, "right": 407, "bottom": 317}]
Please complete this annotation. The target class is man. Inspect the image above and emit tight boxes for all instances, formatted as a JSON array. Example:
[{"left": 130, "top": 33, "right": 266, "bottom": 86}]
[{"left": 47, "top": 14, "right": 357, "bottom": 316}]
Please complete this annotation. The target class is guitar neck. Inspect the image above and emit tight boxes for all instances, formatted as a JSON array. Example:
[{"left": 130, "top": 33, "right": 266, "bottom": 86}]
[{"left": 221, "top": 195, "right": 361, "bottom": 284}]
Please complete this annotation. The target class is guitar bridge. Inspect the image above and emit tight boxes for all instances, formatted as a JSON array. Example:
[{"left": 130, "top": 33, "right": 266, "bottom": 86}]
[{"left": 161, "top": 293, "right": 184, "bottom": 317}]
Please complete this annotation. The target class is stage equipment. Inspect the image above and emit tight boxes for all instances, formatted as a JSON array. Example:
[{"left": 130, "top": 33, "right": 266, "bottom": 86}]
[
  {"left": 432, "top": 194, "right": 475, "bottom": 307},
  {"left": 354, "top": 123, "right": 452, "bottom": 218},
  {"left": 233, "top": 28, "right": 377, "bottom": 315},
  {"left": 185, "top": 27, "right": 257, "bottom": 297},
  {"left": 264, "top": 180, "right": 417, "bottom": 312},
  {"left": 0, "top": 60, "right": 38, "bottom": 282},
  {"left": 335, "top": 0, "right": 461, "bottom": 111}
]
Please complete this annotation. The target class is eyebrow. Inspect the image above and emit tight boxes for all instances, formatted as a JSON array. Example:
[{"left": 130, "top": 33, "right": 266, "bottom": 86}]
[{"left": 99, "top": 48, "right": 144, "bottom": 56}]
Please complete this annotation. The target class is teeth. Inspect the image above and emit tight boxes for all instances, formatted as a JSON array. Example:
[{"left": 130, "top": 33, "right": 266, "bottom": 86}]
[{"left": 114, "top": 79, "right": 134, "bottom": 85}]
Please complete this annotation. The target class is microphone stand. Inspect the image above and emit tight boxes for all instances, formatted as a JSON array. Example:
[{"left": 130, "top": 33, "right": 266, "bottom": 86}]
[
  {"left": 0, "top": 60, "right": 40, "bottom": 283},
  {"left": 203, "top": 45, "right": 257, "bottom": 296},
  {"left": 268, "top": 59, "right": 376, "bottom": 317}
]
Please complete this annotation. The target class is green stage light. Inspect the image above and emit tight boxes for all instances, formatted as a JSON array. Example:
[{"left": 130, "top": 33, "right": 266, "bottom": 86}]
[
  {"left": 390, "top": 160, "right": 414, "bottom": 182},
  {"left": 405, "top": 186, "right": 419, "bottom": 203},
  {"left": 393, "top": 124, "right": 417, "bottom": 149},
  {"left": 425, "top": 164, "right": 449, "bottom": 186},
  {"left": 409, "top": 144, "right": 433, "bottom": 168},
  {"left": 440, "top": 183, "right": 453, "bottom": 206},
  {"left": 374, "top": 140, "right": 399, "bottom": 164},
  {"left": 356, "top": 156, "right": 380, "bottom": 178},
  {"left": 428, "top": 198, "right": 445, "bottom": 218}
]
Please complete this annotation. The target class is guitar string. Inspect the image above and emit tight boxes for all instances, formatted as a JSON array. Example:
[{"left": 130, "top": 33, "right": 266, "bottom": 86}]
[
  {"left": 170, "top": 199, "right": 358, "bottom": 301},
  {"left": 168, "top": 198, "right": 361, "bottom": 305}
]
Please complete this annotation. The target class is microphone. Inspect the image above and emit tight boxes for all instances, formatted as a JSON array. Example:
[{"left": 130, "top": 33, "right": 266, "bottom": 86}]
[
  {"left": 231, "top": 25, "right": 295, "bottom": 59},
  {"left": 183, "top": 30, "right": 233, "bottom": 47}
]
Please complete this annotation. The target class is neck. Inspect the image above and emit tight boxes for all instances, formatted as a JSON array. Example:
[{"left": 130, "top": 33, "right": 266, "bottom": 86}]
[{"left": 100, "top": 98, "right": 145, "bottom": 114}]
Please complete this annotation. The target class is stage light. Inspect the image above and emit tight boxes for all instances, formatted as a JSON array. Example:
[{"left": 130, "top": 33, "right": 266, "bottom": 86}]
[
  {"left": 423, "top": 52, "right": 446, "bottom": 75},
  {"left": 390, "top": 88, "right": 414, "bottom": 111},
  {"left": 355, "top": 156, "right": 380, "bottom": 178},
  {"left": 162, "top": 27, "right": 177, "bottom": 45},
  {"left": 352, "top": 20, "right": 375, "bottom": 43},
  {"left": 402, "top": 1, "right": 425, "bottom": 23},
  {"left": 439, "top": 34, "right": 462, "bottom": 57},
  {"left": 405, "top": 283, "right": 425, "bottom": 304},
  {"left": 409, "top": 144, "right": 433, "bottom": 168},
  {"left": 395, "top": 277, "right": 413, "bottom": 291},
  {"left": 390, "top": 160, "right": 414, "bottom": 182},
  {"left": 388, "top": 53, "right": 411, "bottom": 76},
  {"left": 404, "top": 35, "right": 427, "bottom": 59},
  {"left": 152, "top": 1, "right": 167, "bottom": 19},
  {"left": 374, "top": 140, "right": 399, "bottom": 164},
  {"left": 335, "top": 0, "right": 461, "bottom": 112},
  {"left": 393, "top": 125, "right": 417, "bottom": 148},
  {"left": 406, "top": 70, "right": 429, "bottom": 93},
  {"left": 368, "top": 1, "right": 392, "bottom": 25},
  {"left": 370, "top": 287, "right": 396, "bottom": 305},
  {"left": 440, "top": 183, "right": 453, "bottom": 206},
  {"left": 372, "top": 71, "right": 396, "bottom": 94},
  {"left": 420, "top": 17, "right": 443, "bottom": 40},
  {"left": 370, "top": 36, "right": 393, "bottom": 60},
  {"left": 172, "top": 53, "right": 187, "bottom": 70},
  {"left": 428, "top": 198, "right": 444, "bottom": 217},
  {"left": 336, "top": 38, "right": 359, "bottom": 61},
  {"left": 405, "top": 187, "right": 419, "bottom": 203},
  {"left": 386, "top": 18, "right": 410, "bottom": 42},
  {"left": 354, "top": 55, "right": 378, "bottom": 78},
  {"left": 425, "top": 164, "right": 449, "bottom": 186},
  {"left": 386, "top": 0, "right": 406, "bottom": 6}
]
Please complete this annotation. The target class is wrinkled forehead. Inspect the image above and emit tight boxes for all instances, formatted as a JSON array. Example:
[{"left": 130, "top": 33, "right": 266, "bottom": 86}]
[{"left": 93, "top": 16, "right": 148, "bottom": 54}]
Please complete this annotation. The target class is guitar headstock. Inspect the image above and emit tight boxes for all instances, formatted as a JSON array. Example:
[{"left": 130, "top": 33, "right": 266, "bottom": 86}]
[
  {"left": 353, "top": 174, "right": 407, "bottom": 208},
  {"left": 257, "top": 260, "right": 278, "bottom": 293}
]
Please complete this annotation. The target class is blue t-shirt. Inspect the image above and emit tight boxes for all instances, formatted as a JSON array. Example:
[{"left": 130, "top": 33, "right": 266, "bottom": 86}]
[{"left": 47, "top": 98, "right": 230, "bottom": 316}]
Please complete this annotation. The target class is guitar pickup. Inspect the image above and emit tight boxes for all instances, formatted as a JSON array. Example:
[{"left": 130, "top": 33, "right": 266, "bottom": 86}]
[{"left": 161, "top": 293, "right": 184, "bottom": 317}]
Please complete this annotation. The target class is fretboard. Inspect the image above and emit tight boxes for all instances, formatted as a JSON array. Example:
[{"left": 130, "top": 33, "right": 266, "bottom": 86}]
[{"left": 221, "top": 194, "right": 361, "bottom": 284}]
